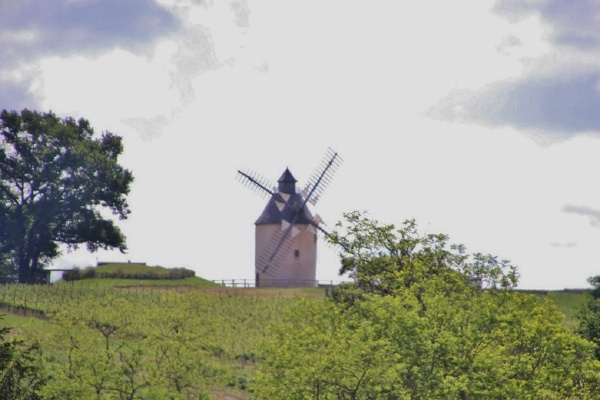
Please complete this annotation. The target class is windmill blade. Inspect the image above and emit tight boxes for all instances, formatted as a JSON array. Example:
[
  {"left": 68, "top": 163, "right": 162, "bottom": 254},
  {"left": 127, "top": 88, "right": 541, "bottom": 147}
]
[
  {"left": 281, "top": 220, "right": 301, "bottom": 237},
  {"left": 312, "top": 223, "right": 348, "bottom": 253},
  {"left": 248, "top": 148, "right": 344, "bottom": 283},
  {"left": 316, "top": 223, "right": 330, "bottom": 237},
  {"left": 237, "top": 170, "right": 275, "bottom": 198},
  {"left": 260, "top": 202, "right": 310, "bottom": 276},
  {"left": 275, "top": 200, "right": 285, "bottom": 212},
  {"left": 257, "top": 223, "right": 295, "bottom": 276},
  {"left": 280, "top": 192, "right": 291, "bottom": 203},
  {"left": 313, "top": 214, "right": 324, "bottom": 225},
  {"left": 308, "top": 223, "right": 334, "bottom": 247},
  {"left": 302, "top": 147, "right": 342, "bottom": 206},
  {"left": 292, "top": 225, "right": 301, "bottom": 238},
  {"left": 305, "top": 215, "right": 330, "bottom": 238}
]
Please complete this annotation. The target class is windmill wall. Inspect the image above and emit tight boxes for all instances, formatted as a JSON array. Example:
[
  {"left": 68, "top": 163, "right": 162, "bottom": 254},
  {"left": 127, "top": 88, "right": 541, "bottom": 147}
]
[{"left": 255, "top": 224, "right": 317, "bottom": 287}]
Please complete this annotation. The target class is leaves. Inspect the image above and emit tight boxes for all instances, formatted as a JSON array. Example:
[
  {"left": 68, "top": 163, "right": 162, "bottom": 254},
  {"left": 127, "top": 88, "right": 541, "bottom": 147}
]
[
  {"left": 328, "top": 212, "right": 518, "bottom": 301},
  {"left": 255, "top": 212, "right": 600, "bottom": 399},
  {"left": 0, "top": 316, "right": 47, "bottom": 399},
  {"left": 0, "top": 109, "right": 133, "bottom": 283}
]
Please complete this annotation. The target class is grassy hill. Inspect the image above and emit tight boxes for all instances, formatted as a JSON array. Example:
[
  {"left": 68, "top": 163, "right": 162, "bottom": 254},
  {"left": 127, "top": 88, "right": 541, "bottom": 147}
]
[
  {"left": 60, "top": 262, "right": 220, "bottom": 288},
  {"left": 95, "top": 262, "right": 188, "bottom": 275}
]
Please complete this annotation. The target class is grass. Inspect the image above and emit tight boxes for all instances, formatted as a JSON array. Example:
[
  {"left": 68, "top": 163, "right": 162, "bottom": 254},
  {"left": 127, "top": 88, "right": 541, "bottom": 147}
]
[
  {"left": 0, "top": 279, "right": 310, "bottom": 399},
  {"left": 197, "top": 286, "right": 327, "bottom": 299},
  {"left": 0, "top": 313, "right": 34, "bottom": 335},
  {"left": 57, "top": 276, "right": 221, "bottom": 289},
  {"left": 521, "top": 289, "right": 591, "bottom": 328},
  {"left": 57, "top": 262, "right": 221, "bottom": 288},
  {"left": 94, "top": 262, "right": 187, "bottom": 275},
  {"left": 544, "top": 291, "right": 590, "bottom": 326}
]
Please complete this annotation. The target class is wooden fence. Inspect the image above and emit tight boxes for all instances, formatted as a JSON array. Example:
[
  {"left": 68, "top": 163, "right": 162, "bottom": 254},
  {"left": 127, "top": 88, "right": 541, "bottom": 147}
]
[{"left": 213, "top": 279, "right": 347, "bottom": 288}]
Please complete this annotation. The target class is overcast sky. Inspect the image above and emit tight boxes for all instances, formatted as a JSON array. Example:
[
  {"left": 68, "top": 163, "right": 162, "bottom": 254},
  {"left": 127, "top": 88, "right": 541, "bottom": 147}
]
[{"left": 2, "top": 0, "right": 600, "bottom": 289}]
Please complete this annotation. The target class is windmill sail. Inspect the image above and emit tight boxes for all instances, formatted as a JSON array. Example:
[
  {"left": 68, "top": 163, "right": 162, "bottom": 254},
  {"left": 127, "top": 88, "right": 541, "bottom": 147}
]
[
  {"left": 237, "top": 148, "right": 342, "bottom": 286},
  {"left": 302, "top": 148, "right": 342, "bottom": 206},
  {"left": 237, "top": 170, "right": 274, "bottom": 198}
]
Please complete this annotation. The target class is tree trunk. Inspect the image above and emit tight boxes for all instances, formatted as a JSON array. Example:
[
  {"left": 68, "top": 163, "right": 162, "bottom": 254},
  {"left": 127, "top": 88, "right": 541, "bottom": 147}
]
[
  {"left": 17, "top": 258, "right": 29, "bottom": 284},
  {"left": 17, "top": 255, "right": 36, "bottom": 284}
]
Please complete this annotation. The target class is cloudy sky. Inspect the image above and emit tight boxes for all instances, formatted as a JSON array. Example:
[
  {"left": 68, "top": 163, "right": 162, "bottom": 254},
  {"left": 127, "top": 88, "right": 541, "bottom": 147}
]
[{"left": 2, "top": 0, "right": 600, "bottom": 289}]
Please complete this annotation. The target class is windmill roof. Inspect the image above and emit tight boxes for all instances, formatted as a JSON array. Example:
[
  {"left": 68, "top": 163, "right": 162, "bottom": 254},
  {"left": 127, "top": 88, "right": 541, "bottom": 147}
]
[
  {"left": 255, "top": 192, "right": 316, "bottom": 226},
  {"left": 277, "top": 168, "right": 297, "bottom": 183}
]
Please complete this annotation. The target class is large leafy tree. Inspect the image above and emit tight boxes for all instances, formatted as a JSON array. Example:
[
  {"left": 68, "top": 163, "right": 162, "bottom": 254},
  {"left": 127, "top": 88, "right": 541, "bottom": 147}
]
[
  {"left": 253, "top": 212, "right": 600, "bottom": 399},
  {"left": 0, "top": 109, "right": 133, "bottom": 283}
]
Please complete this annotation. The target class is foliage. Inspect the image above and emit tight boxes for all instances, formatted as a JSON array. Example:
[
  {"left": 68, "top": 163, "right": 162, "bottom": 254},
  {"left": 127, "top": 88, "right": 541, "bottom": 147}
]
[
  {"left": 578, "top": 297, "right": 600, "bottom": 361},
  {"left": 577, "top": 276, "right": 600, "bottom": 360},
  {"left": 0, "top": 274, "right": 595, "bottom": 399},
  {"left": 587, "top": 275, "right": 600, "bottom": 300},
  {"left": 327, "top": 211, "right": 518, "bottom": 298},
  {"left": 253, "top": 212, "right": 600, "bottom": 399},
  {"left": 0, "top": 109, "right": 133, "bottom": 283},
  {"left": 62, "top": 264, "right": 195, "bottom": 282},
  {"left": 0, "top": 254, "right": 18, "bottom": 284},
  {"left": 0, "top": 315, "right": 47, "bottom": 399}
]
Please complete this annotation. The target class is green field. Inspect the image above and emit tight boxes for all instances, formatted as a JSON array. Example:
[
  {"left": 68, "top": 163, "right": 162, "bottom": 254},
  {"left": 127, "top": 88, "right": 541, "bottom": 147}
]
[
  {"left": 0, "top": 274, "right": 324, "bottom": 399},
  {"left": 537, "top": 290, "right": 590, "bottom": 326},
  {"left": 0, "top": 268, "right": 592, "bottom": 399}
]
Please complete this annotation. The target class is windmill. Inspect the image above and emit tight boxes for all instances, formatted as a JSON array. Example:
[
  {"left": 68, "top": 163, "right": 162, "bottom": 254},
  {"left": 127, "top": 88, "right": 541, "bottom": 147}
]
[{"left": 238, "top": 148, "right": 342, "bottom": 287}]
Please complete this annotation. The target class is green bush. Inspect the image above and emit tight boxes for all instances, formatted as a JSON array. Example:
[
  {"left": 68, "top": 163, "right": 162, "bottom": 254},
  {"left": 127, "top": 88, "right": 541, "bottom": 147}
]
[{"left": 62, "top": 265, "right": 195, "bottom": 282}]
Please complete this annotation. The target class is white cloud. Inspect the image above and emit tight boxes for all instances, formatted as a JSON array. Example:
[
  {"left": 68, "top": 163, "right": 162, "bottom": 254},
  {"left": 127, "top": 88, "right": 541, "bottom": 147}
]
[{"left": 40, "top": 50, "right": 176, "bottom": 119}]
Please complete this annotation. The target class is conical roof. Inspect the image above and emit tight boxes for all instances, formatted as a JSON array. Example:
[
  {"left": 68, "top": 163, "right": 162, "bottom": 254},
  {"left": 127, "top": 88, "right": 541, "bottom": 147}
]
[
  {"left": 277, "top": 168, "right": 297, "bottom": 194},
  {"left": 255, "top": 168, "right": 315, "bottom": 226}
]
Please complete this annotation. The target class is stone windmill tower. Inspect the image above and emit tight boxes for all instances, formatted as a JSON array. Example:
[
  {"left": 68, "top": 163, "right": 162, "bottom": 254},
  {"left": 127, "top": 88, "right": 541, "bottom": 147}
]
[{"left": 238, "top": 148, "right": 342, "bottom": 287}]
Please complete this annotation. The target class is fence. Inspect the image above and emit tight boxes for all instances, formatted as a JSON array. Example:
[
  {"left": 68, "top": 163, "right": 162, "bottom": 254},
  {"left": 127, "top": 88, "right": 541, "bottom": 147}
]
[{"left": 213, "top": 279, "right": 347, "bottom": 288}]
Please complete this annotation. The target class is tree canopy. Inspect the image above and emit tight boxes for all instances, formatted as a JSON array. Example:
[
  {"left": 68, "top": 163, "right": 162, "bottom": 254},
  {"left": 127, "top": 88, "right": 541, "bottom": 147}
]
[
  {"left": 0, "top": 109, "right": 133, "bottom": 283},
  {"left": 252, "top": 211, "right": 600, "bottom": 399}
]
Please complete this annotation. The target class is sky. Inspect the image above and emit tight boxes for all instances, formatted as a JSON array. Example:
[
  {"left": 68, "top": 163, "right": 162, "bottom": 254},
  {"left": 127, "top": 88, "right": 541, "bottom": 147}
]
[{"left": 2, "top": 0, "right": 600, "bottom": 289}]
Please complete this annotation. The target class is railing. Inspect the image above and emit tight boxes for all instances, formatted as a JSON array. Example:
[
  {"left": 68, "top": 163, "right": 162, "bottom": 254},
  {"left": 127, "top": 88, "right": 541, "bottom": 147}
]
[
  {"left": 213, "top": 279, "right": 347, "bottom": 288},
  {"left": 214, "top": 279, "right": 256, "bottom": 288}
]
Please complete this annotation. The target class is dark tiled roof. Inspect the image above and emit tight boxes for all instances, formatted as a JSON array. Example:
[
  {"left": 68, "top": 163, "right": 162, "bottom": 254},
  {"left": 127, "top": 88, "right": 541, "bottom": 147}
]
[
  {"left": 278, "top": 168, "right": 297, "bottom": 184},
  {"left": 255, "top": 192, "right": 316, "bottom": 225},
  {"left": 277, "top": 168, "right": 297, "bottom": 194},
  {"left": 256, "top": 168, "right": 316, "bottom": 225}
]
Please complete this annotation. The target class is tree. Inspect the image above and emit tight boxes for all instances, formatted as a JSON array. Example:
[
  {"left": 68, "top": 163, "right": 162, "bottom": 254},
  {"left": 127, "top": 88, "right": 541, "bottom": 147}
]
[
  {"left": 0, "top": 109, "right": 133, "bottom": 283},
  {"left": 0, "top": 315, "right": 48, "bottom": 399},
  {"left": 586, "top": 275, "right": 600, "bottom": 300},
  {"left": 253, "top": 212, "right": 600, "bottom": 399},
  {"left": 577, "top": 276, "right": 600, "bottom": 360},
  {"left": 332, "top": 211, "right": 518, "bottom": 290}
]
